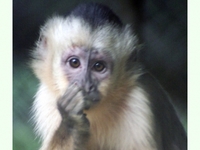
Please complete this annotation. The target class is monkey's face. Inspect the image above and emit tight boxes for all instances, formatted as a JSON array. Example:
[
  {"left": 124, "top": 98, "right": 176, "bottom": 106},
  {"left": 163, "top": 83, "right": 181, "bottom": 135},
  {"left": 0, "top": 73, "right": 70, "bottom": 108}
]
[
  {"left": 32, "top": 17, "right": 137, "bottom": 108},
  {"left": 61, "top": 46, "right": 113, "bottom": 108}
]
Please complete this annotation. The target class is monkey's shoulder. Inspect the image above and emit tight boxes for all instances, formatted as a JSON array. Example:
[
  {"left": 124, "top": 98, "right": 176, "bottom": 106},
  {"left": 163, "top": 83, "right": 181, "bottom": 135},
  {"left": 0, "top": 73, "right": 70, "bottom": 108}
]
[{"left": 136, "top": 73, "right": 187, "bottom": 150}]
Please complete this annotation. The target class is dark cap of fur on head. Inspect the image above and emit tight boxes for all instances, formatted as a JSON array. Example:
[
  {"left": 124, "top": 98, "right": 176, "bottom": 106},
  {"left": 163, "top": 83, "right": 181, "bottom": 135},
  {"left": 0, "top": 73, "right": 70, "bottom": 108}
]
[{"left": 69, "top": 3, "right": 123, "bottom": 28}]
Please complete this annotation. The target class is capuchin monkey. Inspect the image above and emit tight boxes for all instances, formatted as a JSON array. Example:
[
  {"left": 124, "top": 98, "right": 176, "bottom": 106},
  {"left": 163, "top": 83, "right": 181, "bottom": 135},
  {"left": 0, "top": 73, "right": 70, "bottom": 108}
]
[{"left": 31, "top": 3, "right": 187, "bottom": 150}]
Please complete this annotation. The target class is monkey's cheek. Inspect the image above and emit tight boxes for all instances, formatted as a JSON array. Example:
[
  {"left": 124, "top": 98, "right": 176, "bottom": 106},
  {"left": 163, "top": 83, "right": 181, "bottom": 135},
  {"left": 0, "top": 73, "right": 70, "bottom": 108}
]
[{"left": 98, "top": 79, "right": 110, "bottom": 97}]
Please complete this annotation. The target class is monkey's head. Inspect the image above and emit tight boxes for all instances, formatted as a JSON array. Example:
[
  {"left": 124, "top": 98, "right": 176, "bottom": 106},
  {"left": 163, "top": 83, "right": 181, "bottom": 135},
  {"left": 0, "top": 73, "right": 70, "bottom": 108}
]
[{"left": 31, "top": 3, "right": 139, "bottom": 108}]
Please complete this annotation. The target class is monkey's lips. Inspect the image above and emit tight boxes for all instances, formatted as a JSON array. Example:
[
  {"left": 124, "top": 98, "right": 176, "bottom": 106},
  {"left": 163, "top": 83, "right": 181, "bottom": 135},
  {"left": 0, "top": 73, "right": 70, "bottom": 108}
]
[{"left": 83, "top": 92, "right": 101, "bottom": 109}]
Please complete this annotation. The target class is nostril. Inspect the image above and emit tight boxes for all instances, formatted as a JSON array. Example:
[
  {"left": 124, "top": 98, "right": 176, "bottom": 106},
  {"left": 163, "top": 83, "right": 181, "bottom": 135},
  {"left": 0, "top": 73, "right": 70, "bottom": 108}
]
[
  {"left": 89, "top": 85, "right": 95, "bottom": 92},
  {"left": 84, "top": 79, "right": 96, "bottom": 92}
]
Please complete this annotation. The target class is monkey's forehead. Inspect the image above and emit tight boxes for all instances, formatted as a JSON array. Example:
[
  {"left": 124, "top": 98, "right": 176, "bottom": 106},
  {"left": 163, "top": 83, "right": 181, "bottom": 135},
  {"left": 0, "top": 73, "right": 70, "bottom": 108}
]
[
  {"left": 42, "top": 16, "right": 117, "bottom": 46},
  {"left": 40, "top": 16, "right": 137, "bottom": 58}
]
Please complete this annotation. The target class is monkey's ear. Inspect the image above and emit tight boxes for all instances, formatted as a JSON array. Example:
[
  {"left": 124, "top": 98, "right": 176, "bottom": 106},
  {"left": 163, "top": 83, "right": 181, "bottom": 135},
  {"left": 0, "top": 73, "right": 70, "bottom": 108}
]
[
  {"left": 125, "top": 49, "right": 137, "bottom": 71},
  {"left": 33, "top": 33, "right": 48, "bottom": 60},
  {"left": 129, "top": 48, "right": 138, "bottom": 62},
  {"left": 38, "top": 34, "right": 47, "bottom": 48},
  {"left": 126, "top": 48, "right": 138, "bottom": 67},
  {"left": 126, "top": 44, "right": 143, "bottom": 72}
]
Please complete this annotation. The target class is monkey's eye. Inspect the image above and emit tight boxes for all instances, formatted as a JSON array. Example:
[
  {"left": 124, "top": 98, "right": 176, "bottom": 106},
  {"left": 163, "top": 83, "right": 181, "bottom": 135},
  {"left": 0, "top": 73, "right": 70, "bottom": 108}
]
[
  {"left": 69, "top": 58, "right": 80, "bottom": 68},
  {"left": 93, "top": 61, "right": 106, "bottom": 72}
]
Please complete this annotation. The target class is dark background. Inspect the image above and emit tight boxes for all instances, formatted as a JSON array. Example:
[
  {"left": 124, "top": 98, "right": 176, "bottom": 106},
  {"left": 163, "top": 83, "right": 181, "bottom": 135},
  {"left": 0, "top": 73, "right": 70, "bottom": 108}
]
[{"left": 13, "top": 0, "right": 187, "bottom": 149}]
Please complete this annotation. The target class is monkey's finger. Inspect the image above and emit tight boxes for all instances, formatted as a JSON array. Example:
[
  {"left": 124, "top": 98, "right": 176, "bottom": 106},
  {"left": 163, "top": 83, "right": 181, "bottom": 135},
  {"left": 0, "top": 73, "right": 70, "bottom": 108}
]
[
  {"left": 58, "top": 93, "right": 80, "bottom": 117},
  {"left": 62, "top": 88, "right": 80, "bottom": 107},
  {"left": 63, "top": 82, "right": 80, "bottom": 97},
  {"left": 70, "top": 98, "right": 84, "bottom": 115},
  {"left": 64, "top": 92, "right": 84, "bottom": 114},
  {"left": 58, "top": 84, "right": 81, "bottom": 108}
]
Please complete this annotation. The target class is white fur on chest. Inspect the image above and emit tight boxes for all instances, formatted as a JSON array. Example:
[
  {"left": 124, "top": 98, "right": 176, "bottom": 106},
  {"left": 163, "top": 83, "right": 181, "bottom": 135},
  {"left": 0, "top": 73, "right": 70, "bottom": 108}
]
[
  {"left": 90, "top": 87, "right": 157, "bottom": 150},
  {"left": 32, "top": 85, "right": 61, "bottom": 145},
  {"left": 33, "top": 85, "right": 157, "bottom": 150}
]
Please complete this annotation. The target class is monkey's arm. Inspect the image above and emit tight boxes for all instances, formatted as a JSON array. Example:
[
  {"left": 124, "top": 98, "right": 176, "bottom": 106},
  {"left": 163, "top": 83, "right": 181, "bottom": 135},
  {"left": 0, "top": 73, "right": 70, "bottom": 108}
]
[
  {"left": 138, "top": 73, "right": 187, "bottom": 150},
  {"left": 37, "top": 84, "right": 90, "bottom": 150}
]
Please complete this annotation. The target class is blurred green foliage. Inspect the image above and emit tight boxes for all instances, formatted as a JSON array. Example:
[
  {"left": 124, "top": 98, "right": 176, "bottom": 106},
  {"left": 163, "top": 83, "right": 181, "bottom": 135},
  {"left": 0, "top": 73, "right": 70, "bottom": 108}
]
[{"left": 13, "top": 63, "right": 40, "bottom": 150}]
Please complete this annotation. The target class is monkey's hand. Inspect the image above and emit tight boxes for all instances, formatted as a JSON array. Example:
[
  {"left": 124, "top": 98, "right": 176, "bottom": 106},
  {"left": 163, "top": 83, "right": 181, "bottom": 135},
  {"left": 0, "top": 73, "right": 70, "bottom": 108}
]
[{"left": 57, "top": 83, "right": 90, "bottom": 148}]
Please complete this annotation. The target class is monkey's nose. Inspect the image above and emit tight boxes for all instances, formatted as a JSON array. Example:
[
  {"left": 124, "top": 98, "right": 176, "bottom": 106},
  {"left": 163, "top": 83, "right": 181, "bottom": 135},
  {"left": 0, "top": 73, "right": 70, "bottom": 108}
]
[{"left": 84, "top": 82, "right": 95, "bottom": 93}]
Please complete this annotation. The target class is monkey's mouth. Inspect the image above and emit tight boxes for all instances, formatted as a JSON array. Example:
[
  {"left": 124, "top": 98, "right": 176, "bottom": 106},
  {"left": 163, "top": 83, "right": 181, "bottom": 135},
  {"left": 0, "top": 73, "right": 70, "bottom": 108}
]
[{"left": 83, "top": 91, "right": 101, "bottom": 109}]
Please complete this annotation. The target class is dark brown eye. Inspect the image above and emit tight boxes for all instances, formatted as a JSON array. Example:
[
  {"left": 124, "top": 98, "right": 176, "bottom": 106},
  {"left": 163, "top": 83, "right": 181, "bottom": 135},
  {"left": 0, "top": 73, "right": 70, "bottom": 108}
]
[
  {"left": 93, "top": 61, "right": 105, "bottom": 72},
  {"left": 69, "top": 58, "right": 80, "bottom": 68}
]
